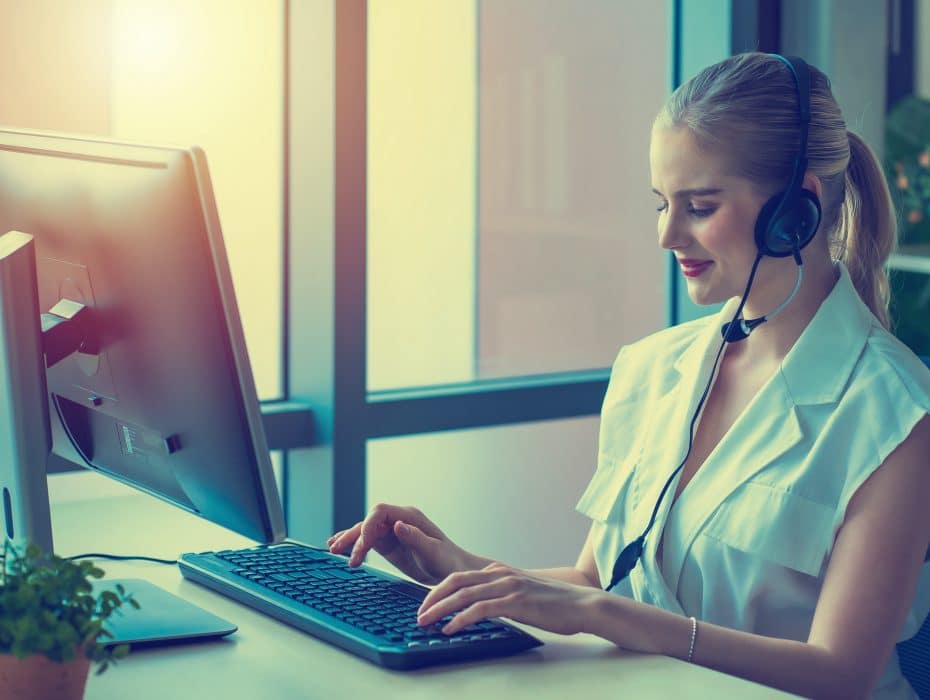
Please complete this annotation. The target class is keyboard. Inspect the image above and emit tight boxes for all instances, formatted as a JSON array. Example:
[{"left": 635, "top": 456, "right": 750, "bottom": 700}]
[{"left": 178, "top": 543, "right": 543, "bottom": 669}]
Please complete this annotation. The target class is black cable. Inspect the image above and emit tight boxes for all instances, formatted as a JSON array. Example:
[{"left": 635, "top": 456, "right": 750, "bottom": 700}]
[
  {"left": 65, "top": 540, "right": 331, "bottom": 567},
  {"left": 605, "top": 250, "right": 766, "bottom": 592},
  {"left": 66, "top": 552, "right": 178, "bottom": 565}
]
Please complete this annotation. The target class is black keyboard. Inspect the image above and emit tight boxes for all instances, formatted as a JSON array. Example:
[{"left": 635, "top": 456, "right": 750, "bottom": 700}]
[{"left": 178, "top": 543, "right": 543, "bottom": 669}]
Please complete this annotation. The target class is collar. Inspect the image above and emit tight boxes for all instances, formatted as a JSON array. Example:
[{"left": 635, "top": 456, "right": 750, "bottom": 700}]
[
  {"left": 671, "top": 260, "right": 873, "bottom": 406},
  {"left": 778, "top": 260, "right": 873, "bottom": 404}
]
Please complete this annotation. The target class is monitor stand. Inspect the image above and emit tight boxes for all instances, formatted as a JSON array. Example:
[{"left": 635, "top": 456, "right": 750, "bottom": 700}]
[
  {"left": 94, "top": 579, "right": 236, "bottom": 647},
  {"left": 0, "top": 230, "right": 238, "bottom": 647}
]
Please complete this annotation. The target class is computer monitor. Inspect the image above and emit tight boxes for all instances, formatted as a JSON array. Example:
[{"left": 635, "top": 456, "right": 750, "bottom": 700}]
[{"left": 0, "top": 128, "right": 286, "bottom": 555}]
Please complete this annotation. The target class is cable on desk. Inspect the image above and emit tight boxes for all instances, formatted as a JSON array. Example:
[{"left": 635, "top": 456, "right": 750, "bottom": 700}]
[{"left": 66, "top": 552, "right": 178, "bottom": 565}]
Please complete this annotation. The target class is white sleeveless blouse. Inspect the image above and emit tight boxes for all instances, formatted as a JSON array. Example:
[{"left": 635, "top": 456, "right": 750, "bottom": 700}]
[{"left": 576, "top": 261, "right": 930, "bottom": 699}]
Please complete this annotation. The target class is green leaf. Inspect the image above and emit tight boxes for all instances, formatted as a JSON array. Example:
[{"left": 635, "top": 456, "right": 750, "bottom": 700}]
[{"left": 0, "top": 541, "right": 131, "bottom": 675}]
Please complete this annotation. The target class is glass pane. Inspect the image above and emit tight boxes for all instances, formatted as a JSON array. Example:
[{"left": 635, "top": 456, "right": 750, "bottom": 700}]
[
  {"left": 0, "top": 0, "right": 284, "bottom": 400},
  {"left": 886, "top": 0, "right": 930, "bottom": 355},
  {"left": 367, "top": 0, "right": 668, "bottom": 391},
  {"left": 366, "top": 416, "right": 599, "bottom": 571}
]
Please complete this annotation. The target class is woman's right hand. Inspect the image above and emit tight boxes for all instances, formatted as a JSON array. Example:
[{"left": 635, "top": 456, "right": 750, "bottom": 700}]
[{"left": 327, "top": 504, "right": 486, "bottom": 585}]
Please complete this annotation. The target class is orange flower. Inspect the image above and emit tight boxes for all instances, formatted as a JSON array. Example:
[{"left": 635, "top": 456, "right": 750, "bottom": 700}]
[
  {"left": 919, "top": 151, "right": 930, "bottom": 168},
  {"left": 897, "top": 175, "right": 909, "bottom": 190},
  {"left": 907, "top": 209, "right": 923, "bottom": 224}
]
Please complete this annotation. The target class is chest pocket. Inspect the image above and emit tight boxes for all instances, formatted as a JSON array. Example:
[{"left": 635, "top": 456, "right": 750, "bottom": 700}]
[
  {"left": 575, "top": 456, "right": 637, "bottom": 524},
  {"left": 701, "top": 481, "right": 836, "bottom": 577}
]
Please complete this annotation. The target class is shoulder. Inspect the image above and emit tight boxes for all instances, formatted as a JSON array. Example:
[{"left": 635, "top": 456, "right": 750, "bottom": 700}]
[
  {"left": 610, "top": 313, "right": 716, "bottom": 376},
  {"left": 848, "top": 325, "right": 930, "bottom": 413},
  {"left": 862, "top": 327, "right": 930, "bottom": 393}
]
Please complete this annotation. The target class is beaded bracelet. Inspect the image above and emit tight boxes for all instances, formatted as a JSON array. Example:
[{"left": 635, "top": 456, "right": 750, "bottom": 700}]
[{"left": 687, "top": 616, "right": 698, "bottom": 663}]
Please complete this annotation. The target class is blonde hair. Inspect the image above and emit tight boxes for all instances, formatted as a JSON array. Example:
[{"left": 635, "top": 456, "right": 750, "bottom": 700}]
[{"left": 656, "top": 52, "right": 897, "bottom": 328}]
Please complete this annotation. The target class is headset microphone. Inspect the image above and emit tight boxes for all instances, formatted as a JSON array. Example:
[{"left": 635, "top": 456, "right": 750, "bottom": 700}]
[
  {"left": 721, "top": 256, "right": 804, "bottom": 342},
  {"left": 605, "top": 55, "right": 821, "bottom": 592}
]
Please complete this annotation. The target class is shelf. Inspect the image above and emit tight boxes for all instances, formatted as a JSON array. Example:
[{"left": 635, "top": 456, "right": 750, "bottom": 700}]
[{"left": 887, "top": 244, "right": 930, "bottom": 275}]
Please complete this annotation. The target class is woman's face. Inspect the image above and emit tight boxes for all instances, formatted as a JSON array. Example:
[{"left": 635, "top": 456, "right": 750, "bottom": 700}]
[{"left": 649, "top": 124, "right": 769, "bottom": 306}]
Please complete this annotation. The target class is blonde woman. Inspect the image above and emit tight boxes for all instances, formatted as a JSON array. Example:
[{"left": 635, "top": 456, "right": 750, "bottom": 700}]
[{"left": 329, "top": 53, "right": 930, "bottom": 699}]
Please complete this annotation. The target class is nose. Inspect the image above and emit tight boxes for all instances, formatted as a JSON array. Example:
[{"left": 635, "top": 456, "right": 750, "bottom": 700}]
[{"left": 657, "top": 208, "right": 690, "bottom": 251}]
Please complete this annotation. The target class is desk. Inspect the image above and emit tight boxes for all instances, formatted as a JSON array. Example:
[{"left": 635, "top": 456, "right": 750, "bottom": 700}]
[{"left": 49, "top": 478, "right": 794, "bottom": 699}]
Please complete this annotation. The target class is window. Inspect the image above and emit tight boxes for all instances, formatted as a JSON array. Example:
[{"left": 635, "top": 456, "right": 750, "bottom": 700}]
[
  {"left": 0, "top": 0, "right": 284, "bottom": 399},
  {"left": 366, "top": 0, "right": 668, "bottom": 391},
  {"left": 886, "top": 0, "right": 930, "bottom": 356}
]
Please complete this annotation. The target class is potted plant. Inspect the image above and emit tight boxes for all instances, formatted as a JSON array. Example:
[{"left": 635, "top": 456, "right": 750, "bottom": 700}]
[
  {"left": 0, "top": 542, "right": 139, "bottom": 700},
  {"left": 886, "top": 95, "right": 930, "bottom": 247}
]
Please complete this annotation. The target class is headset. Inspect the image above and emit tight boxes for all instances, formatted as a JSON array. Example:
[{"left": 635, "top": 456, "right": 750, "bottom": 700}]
[
  {"left": 753, "top": 55, "right": 822, "bottom": 259},
  {"left": 606, "top": 54, "right": 823, "bottom": 591}
]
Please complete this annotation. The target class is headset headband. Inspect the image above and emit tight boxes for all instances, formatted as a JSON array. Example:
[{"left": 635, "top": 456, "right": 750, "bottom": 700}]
[{"left": 768, "top": 54, "right": 811, "bottom": 230}]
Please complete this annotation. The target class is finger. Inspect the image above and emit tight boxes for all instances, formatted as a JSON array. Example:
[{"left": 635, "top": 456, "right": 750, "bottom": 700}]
[
  {"left": 329, "top": 523, "right": 360, "bottom": 553},
  {"left": 351, "top": 505, "right": 417, "bottom": 564},
  {"left": 394, "top": 521, "right": 440, "bottom": 559},
  {"left": 359, "top": 504, "right": 414, "bottom": 545},
  {"left": 418, "top": 577, "right": 517, "bottom": 627},
  {"left": 443, "top": 596, "right": 515, "bottom": 636},
  {"left": 418, "top": 561, "right": 511, "bottom": 614},
  {"left": 329, "top": 522, "right": 362, "bottom": 554},
  {"left": 417, "top": 569, "right": 498, "bottom": 618},
  {"left": 348, "top": 533, "right": 371, "bottom": 567},
  {"left": 350, "top": 517, "right": 398, "bottom": 566},
  {"left": 326, "top": 530, "right": 346, "bottom": 547}
]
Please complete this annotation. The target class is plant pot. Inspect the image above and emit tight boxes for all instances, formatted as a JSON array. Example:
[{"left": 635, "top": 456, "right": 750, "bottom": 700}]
[{"left": 0, "top": 651, "right": 92, "bottom": 700}]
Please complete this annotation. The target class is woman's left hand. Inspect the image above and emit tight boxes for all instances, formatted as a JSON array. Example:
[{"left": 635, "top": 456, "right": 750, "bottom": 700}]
[{"left": 416, "top": 562, "right": 602, "bottom": 636}]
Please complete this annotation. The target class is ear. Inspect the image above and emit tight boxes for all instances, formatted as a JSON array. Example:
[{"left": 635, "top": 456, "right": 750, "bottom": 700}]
[{"left": 802, "top": 172, "right": 822, "bottom": 202}]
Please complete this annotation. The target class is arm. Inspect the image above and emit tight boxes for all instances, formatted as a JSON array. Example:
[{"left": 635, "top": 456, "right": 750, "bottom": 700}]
[
  {"left": 417, "top": 414, "right": 930, "bottom": 699},
  {"left": 330, "top": 502, "right": 600, "bottom": 586},
  {"left": 527, "top": 525, "right": 602, "bottom": 588},
  {"left": 585, "top": 413, "right": 930, "bottom": 699}
]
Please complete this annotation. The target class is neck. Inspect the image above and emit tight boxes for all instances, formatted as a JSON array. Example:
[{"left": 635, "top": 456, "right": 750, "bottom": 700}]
[{"left": 732, "top": 253, "right": 839, "bottom": 362}]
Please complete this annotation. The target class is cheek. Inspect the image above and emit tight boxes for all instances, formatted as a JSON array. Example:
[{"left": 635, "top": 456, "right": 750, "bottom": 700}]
[{"left": 699, "top": 211, "right": 756, "bottom": 256}]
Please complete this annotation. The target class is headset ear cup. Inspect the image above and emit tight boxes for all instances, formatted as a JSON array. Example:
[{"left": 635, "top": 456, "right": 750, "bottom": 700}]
[
  {"left": 754, "top": 193, "right": 784, "bottom": 255},
  {"left": 754, "top": 188, "right": 822, "bottom": 257},
  {"left": 794, "top": 188, "right": 822, "bottom": 250}
]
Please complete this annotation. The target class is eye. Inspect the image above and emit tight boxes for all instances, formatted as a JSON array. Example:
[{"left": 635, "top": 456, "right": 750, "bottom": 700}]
[
  {"left": 688, "top": 204, "right": 715, "bottom": 218},
  {"left": 656, "top": 200, "right": 668, "bottom": 213}
]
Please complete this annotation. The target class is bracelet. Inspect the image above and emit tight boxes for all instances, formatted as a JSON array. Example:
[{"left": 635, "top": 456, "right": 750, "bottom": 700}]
[{"left": 687, "top": 616, "right": 698, "bottom": 663}]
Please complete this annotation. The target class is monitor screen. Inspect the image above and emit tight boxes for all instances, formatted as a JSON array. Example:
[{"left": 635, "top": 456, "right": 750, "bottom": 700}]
[{"left": 0, "top": 128, "right": 285, "bottom": 545}]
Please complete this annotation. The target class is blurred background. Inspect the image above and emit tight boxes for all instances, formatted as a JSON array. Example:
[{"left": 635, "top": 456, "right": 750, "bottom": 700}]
[{"left": 4, "top": 0, "right": 927, "bottom": 570}]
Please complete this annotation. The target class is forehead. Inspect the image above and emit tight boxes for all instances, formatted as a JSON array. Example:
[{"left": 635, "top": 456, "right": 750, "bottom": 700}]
[{"left": 649, "top": 125, "right": 734, "bottom": 191}]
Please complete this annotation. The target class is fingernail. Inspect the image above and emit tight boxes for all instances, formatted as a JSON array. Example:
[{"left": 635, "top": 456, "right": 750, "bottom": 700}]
[{"left": 398, "top": 523, "right": 410, "bottom": 535}]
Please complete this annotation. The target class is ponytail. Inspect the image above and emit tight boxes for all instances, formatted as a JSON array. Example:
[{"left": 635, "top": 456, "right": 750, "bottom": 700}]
[{"left": 835, "top": 131, "right": 897, "bottom": 329}]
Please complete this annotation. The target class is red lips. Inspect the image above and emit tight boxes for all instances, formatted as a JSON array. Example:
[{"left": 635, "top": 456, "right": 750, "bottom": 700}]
[{"left": 678, "top": 259, "right": 713, "bottom": 277}]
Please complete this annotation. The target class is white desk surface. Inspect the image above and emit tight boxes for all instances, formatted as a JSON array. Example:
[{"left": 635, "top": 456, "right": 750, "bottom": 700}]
[{"left": 49, "top": 476, "right": 795, "bottom": 699}]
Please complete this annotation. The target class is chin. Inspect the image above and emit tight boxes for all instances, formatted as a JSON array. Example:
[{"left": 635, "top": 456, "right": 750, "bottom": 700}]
[{"left": 685, "top": 284, "right": 728, "bottom": 307}]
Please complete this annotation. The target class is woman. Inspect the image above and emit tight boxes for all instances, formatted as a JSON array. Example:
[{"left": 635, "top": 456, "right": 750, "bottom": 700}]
[{"left": 328, "top": 53, "right": 930, "bottom": 699}]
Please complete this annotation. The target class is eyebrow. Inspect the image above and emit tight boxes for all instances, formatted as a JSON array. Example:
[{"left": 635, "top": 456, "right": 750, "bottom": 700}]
[{"left": 651, "top": 187, "right": 724, "bottom": 198}]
